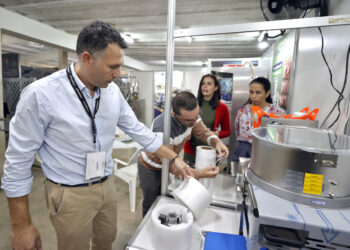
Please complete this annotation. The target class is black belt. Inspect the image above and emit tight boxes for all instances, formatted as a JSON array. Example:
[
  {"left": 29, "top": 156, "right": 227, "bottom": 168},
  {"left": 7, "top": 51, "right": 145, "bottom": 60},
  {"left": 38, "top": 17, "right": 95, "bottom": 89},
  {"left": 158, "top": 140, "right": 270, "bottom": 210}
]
[{"left": 46, "top": 176, "right": 109, "bottom": 187}]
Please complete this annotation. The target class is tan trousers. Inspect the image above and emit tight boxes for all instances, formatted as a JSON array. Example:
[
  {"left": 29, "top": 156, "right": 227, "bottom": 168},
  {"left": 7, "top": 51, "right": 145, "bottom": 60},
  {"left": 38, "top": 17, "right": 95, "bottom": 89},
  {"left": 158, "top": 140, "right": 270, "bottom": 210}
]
[{"left": 44, "top": 176, "right": 117, "bottom": 250}]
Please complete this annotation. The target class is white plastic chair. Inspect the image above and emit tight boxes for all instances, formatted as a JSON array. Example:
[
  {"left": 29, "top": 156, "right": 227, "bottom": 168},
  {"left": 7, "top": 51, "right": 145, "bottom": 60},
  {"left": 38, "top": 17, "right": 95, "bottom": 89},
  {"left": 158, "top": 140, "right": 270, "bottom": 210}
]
[{"left": 113, "top": 148, "right": 141, "bottom": 212}]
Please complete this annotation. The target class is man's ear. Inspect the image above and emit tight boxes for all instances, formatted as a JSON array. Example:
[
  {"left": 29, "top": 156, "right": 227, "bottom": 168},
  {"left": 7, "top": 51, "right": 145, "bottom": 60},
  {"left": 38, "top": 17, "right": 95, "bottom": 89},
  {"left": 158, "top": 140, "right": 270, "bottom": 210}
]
[{"left": 81, "top": 51, "right": 94, "bottom": 65}]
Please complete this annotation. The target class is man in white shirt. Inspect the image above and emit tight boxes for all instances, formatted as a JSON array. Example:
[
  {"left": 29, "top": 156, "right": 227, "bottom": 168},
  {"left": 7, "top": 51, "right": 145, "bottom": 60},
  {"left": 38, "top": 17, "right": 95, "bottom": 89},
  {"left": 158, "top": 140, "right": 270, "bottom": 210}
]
[{"left": 1, "top": 21, "right": 192, "bottom": 250}]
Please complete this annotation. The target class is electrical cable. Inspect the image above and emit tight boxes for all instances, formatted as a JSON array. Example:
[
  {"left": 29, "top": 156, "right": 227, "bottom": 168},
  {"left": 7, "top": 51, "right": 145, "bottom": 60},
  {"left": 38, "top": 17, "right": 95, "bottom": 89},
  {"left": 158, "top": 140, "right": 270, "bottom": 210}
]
[
  {"left": 260, "top": 0, "right": 270, "bottom": 21},
  {"left": 328, "top": 130, "right": 337, "bottom": 150},
  {"left": 267, "top": 29, "right": 286, "bottom": 39},
  {"left": 301, "top": 0, "right": 310, "bottom": 18},
  {"left": 302, "top": 8, "right": 313, "bottom": 18},
  {"left": 327, "top": 44, "right": 350, "bottom": 129},
  {"left": 320, "top": 40, "right": 350, "bottom": 128},
  {"left": 318, "top": 26, "right": 350, "bottom": 128}
]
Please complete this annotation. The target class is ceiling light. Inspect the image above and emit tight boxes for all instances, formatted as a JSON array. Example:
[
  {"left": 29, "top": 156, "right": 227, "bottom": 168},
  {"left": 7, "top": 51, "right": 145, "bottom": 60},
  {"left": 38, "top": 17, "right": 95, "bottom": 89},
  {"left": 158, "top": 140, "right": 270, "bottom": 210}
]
[
  {"left": 258, "top": 41, "right": 268, "bottom": 49},
  {"left": 244, "top": 31, "right": 260, "bottom": 37},
  {"left": 186, "top": 36, "right": 193, "bottom": 43},
  {"left": 121, "top": 33, "right": 134, "bottom": 44},
  {"left": 201, "top": 63, "right": 208, "bottom": 73},
  {"left": 258, "top": 31, "right": 266, "bottom": 42}
]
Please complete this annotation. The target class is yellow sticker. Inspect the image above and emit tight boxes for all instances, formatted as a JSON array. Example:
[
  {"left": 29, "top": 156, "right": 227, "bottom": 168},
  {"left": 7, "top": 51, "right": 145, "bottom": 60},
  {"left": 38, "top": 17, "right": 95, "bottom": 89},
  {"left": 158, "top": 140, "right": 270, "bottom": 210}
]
[{"left": 303, "top": 173, "right": 323, "bottom": 195}]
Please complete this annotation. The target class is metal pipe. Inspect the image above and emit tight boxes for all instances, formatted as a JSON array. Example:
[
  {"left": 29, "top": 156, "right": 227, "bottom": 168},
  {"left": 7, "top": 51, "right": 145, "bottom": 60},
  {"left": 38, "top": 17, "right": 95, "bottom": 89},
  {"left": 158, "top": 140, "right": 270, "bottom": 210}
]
[
  {"left": 161, "top": 0, "right": 176, "bottom": 196},
  {"left": 174, "top": 14, "right": 350, "bottom": 38},
  {"left": 287, "top": 28, "right": 299, "bottom": 114},
  {"left": 246, "top": 182, "right": 259, "bottom": 218}
]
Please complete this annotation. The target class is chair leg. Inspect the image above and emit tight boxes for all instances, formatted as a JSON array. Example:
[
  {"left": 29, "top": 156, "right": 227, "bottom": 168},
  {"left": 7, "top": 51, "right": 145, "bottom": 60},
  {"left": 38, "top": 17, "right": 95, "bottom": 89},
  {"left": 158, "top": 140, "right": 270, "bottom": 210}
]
[{"left": 129, "top": 179, "right": 136, "bottom": 212}]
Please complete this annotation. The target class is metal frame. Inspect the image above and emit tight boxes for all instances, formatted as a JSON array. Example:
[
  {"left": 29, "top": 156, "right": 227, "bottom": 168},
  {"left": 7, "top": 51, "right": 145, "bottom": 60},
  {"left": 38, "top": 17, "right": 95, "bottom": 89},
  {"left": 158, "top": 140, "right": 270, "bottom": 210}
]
[
  {"left": 161, "top": 0, "right": 176, "bottom": 195},
  {"left": 287, "top": 29, "right": 300, "bottom": 114},
  {"left": 174, "top": 14, "right": 350, "bottom": 38},
  {"left": 246, "top": 168, "right": 350, "bottom": 209},
  {"left": 162, "top": 11, "right": 350, "bottom": 196}
]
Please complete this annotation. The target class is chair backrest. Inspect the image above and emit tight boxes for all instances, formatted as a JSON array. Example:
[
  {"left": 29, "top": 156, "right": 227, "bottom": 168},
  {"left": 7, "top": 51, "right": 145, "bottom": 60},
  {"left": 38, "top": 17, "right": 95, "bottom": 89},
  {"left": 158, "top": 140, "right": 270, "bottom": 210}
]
[{"left": 126, "top": 148, "right": 142, "bottom": 165}]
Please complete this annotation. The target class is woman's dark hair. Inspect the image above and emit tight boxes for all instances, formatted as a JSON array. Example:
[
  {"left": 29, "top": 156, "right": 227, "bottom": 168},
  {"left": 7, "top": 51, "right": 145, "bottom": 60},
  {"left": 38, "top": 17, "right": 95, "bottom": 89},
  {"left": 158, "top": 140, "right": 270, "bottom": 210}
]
[
  {"left": 197, "top": 74, "right": 221, "bottom": 109},
  {"left": 248, "top": 77, "right": 273, "bottom": 104},
  {"left": 76, "top": 21, "right": 128, "bottom": 57}
]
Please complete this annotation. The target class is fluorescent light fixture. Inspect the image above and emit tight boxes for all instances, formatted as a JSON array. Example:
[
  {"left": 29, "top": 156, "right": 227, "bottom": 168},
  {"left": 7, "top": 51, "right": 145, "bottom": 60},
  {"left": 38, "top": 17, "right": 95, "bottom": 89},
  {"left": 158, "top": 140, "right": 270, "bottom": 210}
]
[
  {"left": 258, "top": 31, "right": 266, "bottom": 42},
  {"left": 244, "top": 31, "right": 260, "bottom": 37},
  {"left": 186, "top": 36, "right": 193, "bottom": 43},
  {"left": 121, "top": 33, "right": 134, "bottom": 44},
  {"left": 258, "top": 41, "right": 268, "bottom": 49},
  {"left": 29, "top": 41, "right": 44, "bottom": 48},
  {"left": 201, "top": 63, "right": 208, "bottom": 73}
]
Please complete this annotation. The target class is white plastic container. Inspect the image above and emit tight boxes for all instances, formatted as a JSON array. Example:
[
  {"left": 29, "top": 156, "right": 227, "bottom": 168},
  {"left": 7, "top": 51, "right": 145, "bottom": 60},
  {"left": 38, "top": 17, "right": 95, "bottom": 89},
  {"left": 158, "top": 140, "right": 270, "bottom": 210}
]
[
  {"left": 151, "top": 203, "right": 193, "bottom": 250},
  {"left": 172, "top": 177, "right": 212, "bottom": 220},
  {"left": 195, "top": 145, "right": 216, "bottom": 194}
]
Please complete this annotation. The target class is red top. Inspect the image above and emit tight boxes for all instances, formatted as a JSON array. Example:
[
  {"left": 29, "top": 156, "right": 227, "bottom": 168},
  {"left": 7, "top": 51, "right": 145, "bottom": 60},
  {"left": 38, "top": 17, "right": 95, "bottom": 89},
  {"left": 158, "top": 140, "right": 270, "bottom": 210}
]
[{"left": 184, "top": 101, "right": 231, "bottom": 155}]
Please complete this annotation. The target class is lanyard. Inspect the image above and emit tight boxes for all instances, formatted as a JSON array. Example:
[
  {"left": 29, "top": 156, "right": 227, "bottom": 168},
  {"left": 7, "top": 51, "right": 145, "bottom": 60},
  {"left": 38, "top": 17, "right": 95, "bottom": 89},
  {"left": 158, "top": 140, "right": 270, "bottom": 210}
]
[{"left": 66, "top": 66, "right": 100, "bottom": 146}]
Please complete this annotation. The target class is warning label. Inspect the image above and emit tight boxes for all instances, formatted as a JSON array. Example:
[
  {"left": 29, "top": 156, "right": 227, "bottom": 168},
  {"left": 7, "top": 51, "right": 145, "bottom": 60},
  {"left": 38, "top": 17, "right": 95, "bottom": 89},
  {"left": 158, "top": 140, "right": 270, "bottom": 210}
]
[{"left": 303, "top": 173, "right": 323, "bottom": 195}]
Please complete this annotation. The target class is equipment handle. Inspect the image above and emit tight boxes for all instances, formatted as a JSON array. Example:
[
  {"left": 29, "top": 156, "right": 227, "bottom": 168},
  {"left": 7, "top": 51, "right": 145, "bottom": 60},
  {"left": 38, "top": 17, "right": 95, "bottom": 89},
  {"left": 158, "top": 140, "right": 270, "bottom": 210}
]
[{"left": 260, "top": 225, "right": 308, "bottom": 248}]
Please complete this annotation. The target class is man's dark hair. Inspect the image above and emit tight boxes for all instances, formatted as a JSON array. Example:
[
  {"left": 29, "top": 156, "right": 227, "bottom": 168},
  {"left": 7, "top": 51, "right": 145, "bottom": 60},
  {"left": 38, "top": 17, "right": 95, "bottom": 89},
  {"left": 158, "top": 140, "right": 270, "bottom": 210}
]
[
  {"left": 76, "top": 21, "right": 128, "bottom": 56},
  {"left": 172, "top": 91, "right": 198, "bottom": 115}
]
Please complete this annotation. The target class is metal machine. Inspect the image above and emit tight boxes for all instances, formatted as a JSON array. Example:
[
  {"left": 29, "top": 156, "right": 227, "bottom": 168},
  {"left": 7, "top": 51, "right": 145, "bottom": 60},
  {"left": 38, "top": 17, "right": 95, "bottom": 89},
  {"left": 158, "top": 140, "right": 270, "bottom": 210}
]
[{"left": 242, "top": 126, "right": 350, "bottom": 249}]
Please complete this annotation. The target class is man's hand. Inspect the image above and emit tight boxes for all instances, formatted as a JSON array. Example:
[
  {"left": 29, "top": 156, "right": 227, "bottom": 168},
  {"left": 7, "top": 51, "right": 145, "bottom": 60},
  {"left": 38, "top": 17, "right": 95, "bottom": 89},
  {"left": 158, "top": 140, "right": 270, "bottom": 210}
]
[
  {"left": 171, "top": 157, "right": 194, "bottom": 180},
  {"left": 7, "top": 196, "right": 42, "bottom": 250},
  {"left": 12, "top": 223, "right": 42, "bottom": 250},
  {"left": 214, "top": 140, "right": 229, "bottom": 158},
  {"left": 191, "top": 165, "right": 219, "bottom": 179}
]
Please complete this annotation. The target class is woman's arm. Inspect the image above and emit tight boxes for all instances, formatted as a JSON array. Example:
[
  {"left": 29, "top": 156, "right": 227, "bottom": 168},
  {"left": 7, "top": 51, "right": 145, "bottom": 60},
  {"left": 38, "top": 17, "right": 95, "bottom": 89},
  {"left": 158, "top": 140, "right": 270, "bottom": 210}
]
[
  {"left": 217, "top": 103, "right": 231, "bottom": 138},
  {"left": 235, "top": 108, "right": 242, "bottom": 137}
]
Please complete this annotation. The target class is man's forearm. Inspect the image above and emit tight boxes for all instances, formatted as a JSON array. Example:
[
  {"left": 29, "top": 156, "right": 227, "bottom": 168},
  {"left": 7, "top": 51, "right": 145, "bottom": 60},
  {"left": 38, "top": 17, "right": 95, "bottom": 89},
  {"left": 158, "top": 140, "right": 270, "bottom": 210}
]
[
  {"left": 8, "top": 195, "right": 32, "bottom": 229},
  {"left": 209, "top": 137, "right": 220, "bottom": 147},
  {"left": 154, "top": 144, "right": 177, "bottom": 161}
]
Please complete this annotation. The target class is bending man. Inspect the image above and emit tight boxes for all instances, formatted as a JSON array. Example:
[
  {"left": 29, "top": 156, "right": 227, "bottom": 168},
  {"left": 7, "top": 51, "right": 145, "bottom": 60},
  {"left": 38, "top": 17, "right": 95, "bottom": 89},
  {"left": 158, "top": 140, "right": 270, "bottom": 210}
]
[{"left": 138, "top": 91, "right": 229, "bottom": 217}]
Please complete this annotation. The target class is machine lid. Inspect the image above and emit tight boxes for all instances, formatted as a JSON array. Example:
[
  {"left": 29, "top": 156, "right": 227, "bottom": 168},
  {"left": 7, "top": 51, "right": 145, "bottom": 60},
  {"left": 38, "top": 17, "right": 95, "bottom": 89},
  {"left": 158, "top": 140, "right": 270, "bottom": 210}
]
[{"left": 252, "top": 125, "right": 350, "bottom": 155}]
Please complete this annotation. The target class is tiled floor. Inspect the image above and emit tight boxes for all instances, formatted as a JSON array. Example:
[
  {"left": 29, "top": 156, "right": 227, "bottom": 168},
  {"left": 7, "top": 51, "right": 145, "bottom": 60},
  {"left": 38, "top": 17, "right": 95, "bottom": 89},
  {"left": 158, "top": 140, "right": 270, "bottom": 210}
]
[{"left": 0, "top": 166, "right": 144, "bottom": 250}]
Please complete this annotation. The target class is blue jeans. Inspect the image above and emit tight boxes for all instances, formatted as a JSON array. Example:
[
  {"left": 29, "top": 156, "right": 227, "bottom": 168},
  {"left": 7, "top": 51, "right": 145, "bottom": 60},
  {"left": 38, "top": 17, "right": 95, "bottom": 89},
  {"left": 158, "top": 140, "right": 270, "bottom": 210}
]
[{"left": 231, "top": 141, "right": 252, "bottom": 162}]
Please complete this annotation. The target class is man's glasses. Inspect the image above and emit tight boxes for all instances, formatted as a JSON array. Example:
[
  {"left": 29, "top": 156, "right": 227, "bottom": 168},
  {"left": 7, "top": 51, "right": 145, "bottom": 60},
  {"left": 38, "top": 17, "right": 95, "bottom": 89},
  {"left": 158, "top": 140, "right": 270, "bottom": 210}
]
[{"left": 174, "top": 114, "right": 201, "bottom": 125}]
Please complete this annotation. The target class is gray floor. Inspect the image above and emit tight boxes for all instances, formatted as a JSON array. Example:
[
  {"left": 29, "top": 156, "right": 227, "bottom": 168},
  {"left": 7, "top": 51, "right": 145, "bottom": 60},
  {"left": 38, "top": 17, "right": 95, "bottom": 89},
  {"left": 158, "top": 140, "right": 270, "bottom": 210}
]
[{"left": 0, "top": 166, "right": 144, "bottom": 250}]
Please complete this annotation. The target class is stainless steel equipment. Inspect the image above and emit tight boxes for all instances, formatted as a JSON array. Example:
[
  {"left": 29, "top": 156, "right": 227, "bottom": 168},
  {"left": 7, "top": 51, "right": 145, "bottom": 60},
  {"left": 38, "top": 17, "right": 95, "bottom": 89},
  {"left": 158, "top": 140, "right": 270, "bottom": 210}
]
[
  {"left": 260, "top": 116, "right": 319, "bottom": 128},
  {"left": 246, "top": 125, "right": 350, "bottom": 208},
  {"left": 246, "top": 185, "right": 350, "bottom": 250}
]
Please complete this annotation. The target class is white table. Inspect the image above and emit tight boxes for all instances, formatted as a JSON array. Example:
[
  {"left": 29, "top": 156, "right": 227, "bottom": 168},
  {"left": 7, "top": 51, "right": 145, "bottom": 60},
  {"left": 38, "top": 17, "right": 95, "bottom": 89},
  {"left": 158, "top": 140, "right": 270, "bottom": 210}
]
[{"left": 126, "top": 196, "right": 241, "bottom": 250}]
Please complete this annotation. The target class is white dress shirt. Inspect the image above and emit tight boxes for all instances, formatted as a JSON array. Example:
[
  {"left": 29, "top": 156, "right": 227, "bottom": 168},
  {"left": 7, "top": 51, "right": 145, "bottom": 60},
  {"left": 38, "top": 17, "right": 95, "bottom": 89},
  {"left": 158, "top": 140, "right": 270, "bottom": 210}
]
[{"left": 1, "top": 63, "right": 162, "bottom": 197}]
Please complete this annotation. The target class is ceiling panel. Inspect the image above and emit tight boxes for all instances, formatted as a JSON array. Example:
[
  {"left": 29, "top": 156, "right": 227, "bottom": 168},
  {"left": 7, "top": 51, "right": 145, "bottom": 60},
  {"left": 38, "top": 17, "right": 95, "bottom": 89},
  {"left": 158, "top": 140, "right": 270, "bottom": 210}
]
[{"left": 0, "top": 0, "right": 269, "bottom": 69}]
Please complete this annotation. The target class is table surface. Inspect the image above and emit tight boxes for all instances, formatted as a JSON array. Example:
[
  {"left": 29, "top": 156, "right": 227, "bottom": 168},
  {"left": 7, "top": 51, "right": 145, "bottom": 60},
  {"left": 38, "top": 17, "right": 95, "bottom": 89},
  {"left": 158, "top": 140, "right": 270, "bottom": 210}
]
[{"left": 127, "top": 196, "right": 241, "bottom": 250}]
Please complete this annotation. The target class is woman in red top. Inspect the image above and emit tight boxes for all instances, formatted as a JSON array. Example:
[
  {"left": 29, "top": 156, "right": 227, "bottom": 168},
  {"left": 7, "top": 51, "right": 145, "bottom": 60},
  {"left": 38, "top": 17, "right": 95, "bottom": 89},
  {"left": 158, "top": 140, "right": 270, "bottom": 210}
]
[{"left": 184, "top": 74, "right": 231, "bottom": 165}]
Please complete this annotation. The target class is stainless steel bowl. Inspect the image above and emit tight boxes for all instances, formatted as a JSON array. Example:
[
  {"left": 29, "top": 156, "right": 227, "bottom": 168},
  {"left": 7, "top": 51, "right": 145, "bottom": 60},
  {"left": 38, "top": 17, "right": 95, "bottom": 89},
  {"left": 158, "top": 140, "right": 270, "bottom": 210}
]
[{"left": 246, "top": 125, "right": 350, "bottom": 208}]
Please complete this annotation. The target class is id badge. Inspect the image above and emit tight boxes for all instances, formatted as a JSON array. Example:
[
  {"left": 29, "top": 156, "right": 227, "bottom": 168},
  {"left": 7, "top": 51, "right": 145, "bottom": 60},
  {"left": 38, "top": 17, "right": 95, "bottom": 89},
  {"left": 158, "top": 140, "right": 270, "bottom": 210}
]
[{"left": 86, "top": 151, "right": 106, "bottom": 180}]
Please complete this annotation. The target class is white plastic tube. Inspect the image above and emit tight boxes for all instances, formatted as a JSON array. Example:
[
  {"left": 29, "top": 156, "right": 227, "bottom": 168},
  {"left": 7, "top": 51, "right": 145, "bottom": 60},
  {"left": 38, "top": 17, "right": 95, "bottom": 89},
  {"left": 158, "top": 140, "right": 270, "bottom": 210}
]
[
  {"left": 173, "top": 177, "right": 212, "bottom": 220},
  {"left": 195, "top": 145, "right": 216, "bottom": 194},
  {"left": 151, "top": 203, "right": 193, "bottom": 250}
]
